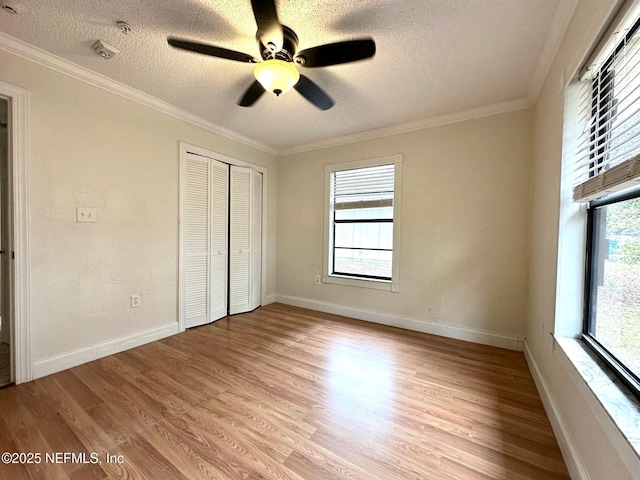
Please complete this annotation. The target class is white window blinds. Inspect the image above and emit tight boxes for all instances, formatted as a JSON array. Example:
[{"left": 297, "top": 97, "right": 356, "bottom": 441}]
[
  {"left": 574, "top": 6, "right": 640, "bottom": 201},
  {"left": 333, "top": 164, "right": 395, "bottom": 210}
]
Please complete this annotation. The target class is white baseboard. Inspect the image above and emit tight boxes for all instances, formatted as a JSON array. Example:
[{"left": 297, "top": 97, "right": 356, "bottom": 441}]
[
  {"left": 32, "top": 322, "right": 180, "bottom": 380},
  {"left": 276, "top": 294, "right": 524, "bottom": 351},
  {"left": 264, "top": 294, "right": 276, "bottom": 305},
  {"left": 524, "top": 340, "right": 589, "bottom": 480}
]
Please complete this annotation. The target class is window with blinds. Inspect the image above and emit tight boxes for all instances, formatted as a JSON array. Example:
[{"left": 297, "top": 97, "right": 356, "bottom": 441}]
[
  {"left": 576, "top": 3, "right": 640, "bottom": 401},
  {"left": 330, "top": 164, "right": 395, "bottom": 280},
  {"left": 574, "top": 14, "right": 640, "bottom": 201}
]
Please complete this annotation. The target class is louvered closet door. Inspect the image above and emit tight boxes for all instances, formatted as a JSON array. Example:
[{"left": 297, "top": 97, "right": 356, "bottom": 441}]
[
  {"left": 250, "top": 170, "right": 262, "bottom": 311},
  {"left": 184, "top": 154, "right": 228, "bottom": 327},
  {"left": 229, "top": 166, "right": 252, "bottom": 314},
  {"left": 209, "top": 159, "right": 229, "bottom": 321},
  {"left": 184, "top": 155, "right": 211, "bottom": 328}
]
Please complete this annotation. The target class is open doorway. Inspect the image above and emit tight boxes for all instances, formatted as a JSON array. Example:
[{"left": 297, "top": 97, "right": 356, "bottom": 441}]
[
  {"left": 0, "top": 97, "right": 9, "bottom": 387},
  {"left": 0, "top": 81, "right": 29, "bottom": 385}
]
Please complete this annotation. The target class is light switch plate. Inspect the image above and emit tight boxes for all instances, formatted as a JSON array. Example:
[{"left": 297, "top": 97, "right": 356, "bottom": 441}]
[{"left": 77, "top": 207, "right": 96, "bottom": 223}]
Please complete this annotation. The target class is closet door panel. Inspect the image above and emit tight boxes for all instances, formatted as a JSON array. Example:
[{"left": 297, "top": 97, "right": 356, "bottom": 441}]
[
  {"left": 209, "top": 159, "right": 229, "bottom": 322},
  {"left": 184, "top": 156, "right": 210, "bottom": 328},
  {"left": 250, "top": 170, "right": 262, "bottom": 311},
  {"left": 229, "top": 166, "right": 251, "bottom": 315}
]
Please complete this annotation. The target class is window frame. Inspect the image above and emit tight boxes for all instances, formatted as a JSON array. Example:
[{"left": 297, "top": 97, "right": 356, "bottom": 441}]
[{"left": 323, "top": 154, "right": 402, "bottom": 292}]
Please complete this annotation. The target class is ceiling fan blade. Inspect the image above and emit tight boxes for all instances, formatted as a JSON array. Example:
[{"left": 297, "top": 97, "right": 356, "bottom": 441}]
[
  {"left": 294, "top": 75, "right": 334, "bottom": 110},
  {"left": 238, "top": 80, "right": 266, "bottom": 107},
  {"left": 295, "top": 39, "right": 376, "bottom": 68},
  {"left": 251, "top": 0, "right": 284, "bottom": 51},
  {"left": 168, "top": 37, "right": 257, "bottom": 63}
]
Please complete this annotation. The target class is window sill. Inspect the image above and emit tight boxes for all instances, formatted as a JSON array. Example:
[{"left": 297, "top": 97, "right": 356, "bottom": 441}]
[
  {"left": 324, "top": 274, "right": 399, "bottom": 292},
  {"left": 555, "top": 336, "right": 640, "bottom": 459}
]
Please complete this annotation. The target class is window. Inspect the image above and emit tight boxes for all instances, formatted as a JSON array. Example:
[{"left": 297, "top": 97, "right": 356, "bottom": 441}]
[
  {"left": 578, "top": 12, "right": 640, "bottom": 400},
  {"left": 332, "top": 165, "right": 394, "bottom": 280},
  {"left": 323, "top": 155, "right": 402, "bottom": 291}
]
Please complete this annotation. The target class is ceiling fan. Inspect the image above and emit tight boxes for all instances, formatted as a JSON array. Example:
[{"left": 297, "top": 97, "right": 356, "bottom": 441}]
[{"left": 167, "top": 0, "right": 376, "bottom": 110}]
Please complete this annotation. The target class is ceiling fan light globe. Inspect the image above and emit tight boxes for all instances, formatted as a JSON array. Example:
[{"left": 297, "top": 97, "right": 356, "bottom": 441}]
[{"left": 254, "top": 59, "right": 300, "bottom": 97}]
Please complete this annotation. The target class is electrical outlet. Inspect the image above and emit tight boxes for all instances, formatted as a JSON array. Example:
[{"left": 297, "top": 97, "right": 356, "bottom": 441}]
[
  {"left": 314, "top": 274, "right": 321, "bottom": 284},
  {"left": 77, "top": 207, "right": 97, "bottom": 223},
  {"left": 130, "top": 294, "right": 141, "bottom": 308}
]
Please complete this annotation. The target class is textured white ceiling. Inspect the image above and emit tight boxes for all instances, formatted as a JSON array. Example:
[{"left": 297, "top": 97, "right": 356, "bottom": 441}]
[{"left": 0, "top": 0, "right": 573, "bottom": 153}]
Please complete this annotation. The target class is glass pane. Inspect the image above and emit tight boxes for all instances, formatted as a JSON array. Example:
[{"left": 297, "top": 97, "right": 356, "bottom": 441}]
[
  {"left": 334, "top": 249, "right": 392, "bottom": 278},
  {"left": 335, "top": 222, "right": 393, "bottom": 249},
  {"left": 590, "top": 197, "right": 640, "bottom": 379},
  {"left": 335, "top": 207, "right": 393, "bottom": 220}
]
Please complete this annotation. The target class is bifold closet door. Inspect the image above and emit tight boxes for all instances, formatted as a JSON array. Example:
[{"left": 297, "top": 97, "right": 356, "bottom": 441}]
[
  {"left": 250, "top": 169, "right": 262, "bottom": 311},
  {"left": 229, "top": 166, "right": 262, "bottom": 315},
  {"left": 209, "top": 160, "right": 229, "bottom": 321},
  {"left": 229, "top": 166, "right": 251, "bottom": 315},
  {"left": 184, "top": 154, "right": 228, "bottom": 328}
]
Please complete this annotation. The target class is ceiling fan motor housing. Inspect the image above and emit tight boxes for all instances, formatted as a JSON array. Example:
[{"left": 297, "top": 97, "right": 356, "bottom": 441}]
[{"left": 259, "top": 25, "right": 299, "bottom": 62}]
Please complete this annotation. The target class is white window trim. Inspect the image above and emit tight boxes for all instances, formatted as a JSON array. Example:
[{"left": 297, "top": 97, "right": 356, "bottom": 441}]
[{"left": 322, "top": 154, "right": 402, "bottom": 292}]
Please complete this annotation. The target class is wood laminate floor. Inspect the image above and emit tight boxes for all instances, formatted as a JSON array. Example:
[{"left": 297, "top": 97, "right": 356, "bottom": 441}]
[{"left": 0, "top": 303, "right": 569, "bottom": 480}]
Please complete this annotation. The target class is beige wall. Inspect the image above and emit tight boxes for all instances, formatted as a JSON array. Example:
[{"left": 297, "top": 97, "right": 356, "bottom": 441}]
[
  {"left": 277, "top": 109, "right": 532, "bottom": 343},
  {"left": 527, "top": 0, "right": 638, "bottom": 478},
  {"left": 0, "top": 50, "right": 277, "bottom": 366}
]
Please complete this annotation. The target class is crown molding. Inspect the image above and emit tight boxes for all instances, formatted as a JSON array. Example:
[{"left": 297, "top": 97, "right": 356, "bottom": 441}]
[
  {"left": 0, "top": 32, "right": 278, "bottom": 156},
  {"left": 527, "top": 0, "right": 579, "bottom": 103},
  {"left": 277, "top": 97, "right": 533, "bottom": 157},
  {"left": 0, "top": 30, "right": 547, "bottom": 159}
]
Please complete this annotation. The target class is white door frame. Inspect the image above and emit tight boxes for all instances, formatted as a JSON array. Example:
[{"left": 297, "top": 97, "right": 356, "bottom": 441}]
[
  {"left": 178, "top": 142, "right": 267, "bottom": 333},
  {"left": 0, "top": 80, "right": 31, "bottom": 384}
]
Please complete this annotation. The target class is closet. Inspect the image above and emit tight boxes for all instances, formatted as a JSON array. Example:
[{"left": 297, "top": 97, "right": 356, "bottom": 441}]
[{"left": 182, "top": 151, "right": 262, "bottom": 329}]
